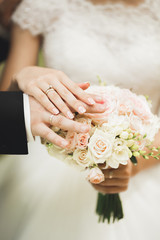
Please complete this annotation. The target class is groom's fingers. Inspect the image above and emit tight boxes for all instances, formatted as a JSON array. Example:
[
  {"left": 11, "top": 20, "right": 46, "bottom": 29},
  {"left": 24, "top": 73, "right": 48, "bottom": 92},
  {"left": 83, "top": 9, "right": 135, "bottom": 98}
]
[
  {"left": 38, "top": 124, "right": 69, "bottom": 148},
  {"left": 58, "top": 72, "right": 96, "bottom": 106},
  {"left": 44, "top": 113, "right": 90, "bottom": 133}
]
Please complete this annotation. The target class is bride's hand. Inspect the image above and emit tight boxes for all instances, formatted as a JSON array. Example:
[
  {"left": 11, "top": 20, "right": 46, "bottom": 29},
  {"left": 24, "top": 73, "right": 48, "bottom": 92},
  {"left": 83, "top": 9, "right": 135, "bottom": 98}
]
[
  {"left": 92, "top": 162, "right": 133, "bottom": 194},
  {"left": 13, "top": 66, "right": 106, "bottom": 119}
]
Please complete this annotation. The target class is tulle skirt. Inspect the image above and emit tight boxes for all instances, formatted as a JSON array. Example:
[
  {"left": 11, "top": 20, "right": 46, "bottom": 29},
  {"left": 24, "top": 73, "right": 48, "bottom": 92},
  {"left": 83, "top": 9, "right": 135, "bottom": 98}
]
[{"left": 0, "top": 138, "right": 160, "bottom": 240}]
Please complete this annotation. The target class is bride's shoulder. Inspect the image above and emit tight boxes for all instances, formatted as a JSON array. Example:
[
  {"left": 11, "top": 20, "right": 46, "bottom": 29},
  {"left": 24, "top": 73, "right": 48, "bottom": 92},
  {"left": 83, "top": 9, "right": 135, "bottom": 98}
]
[{"left": 11, "top": 0, "right": 67, "bottom": 36}]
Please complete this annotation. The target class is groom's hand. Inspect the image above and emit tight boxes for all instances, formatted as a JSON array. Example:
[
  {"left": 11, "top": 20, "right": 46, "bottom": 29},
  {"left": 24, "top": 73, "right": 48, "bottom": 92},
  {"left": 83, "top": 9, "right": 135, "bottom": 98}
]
[{"left": 29, "top": 96, "right": 90, "bottom": 148}]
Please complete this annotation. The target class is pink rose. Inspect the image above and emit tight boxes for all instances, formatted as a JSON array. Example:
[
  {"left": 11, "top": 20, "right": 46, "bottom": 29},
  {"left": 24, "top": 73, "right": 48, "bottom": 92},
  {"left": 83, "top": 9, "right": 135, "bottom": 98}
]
[
  {"left": 77, "top": 133, "right": 89, "bottom": 150},
  {"left": 66, "top": 132, "right": 77, "bottom": 150},
  {"left": 87, "top": 167, "right": 105, "bottom": 184},
  {"left": 118, "top": 103, "right": 132, "bottom": 115},
  {"left": 132, "top": 96, "right": 152, "bottom": 121}
]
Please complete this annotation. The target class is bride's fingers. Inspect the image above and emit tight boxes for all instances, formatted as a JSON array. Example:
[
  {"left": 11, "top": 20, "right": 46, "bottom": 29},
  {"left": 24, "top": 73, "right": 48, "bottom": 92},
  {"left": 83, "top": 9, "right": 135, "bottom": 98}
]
[
  {"left": 36, "top": 123, "right": 69, "bottom": 148},
  {"left": 44, "top": 113, "right": 90, "bottom": 133},
  {"left": 83, "top": 102, "right": 106, "bottom": 113},
  {"left": 38, "top": 81, "right": 75, "bottom": 119},
  {"left": 102, "top": 165, "right": 130, "bottom": 179},
  {"left": 32, "top": 87, "right": 60, "bottom": 115},
  {"left": 92, "top": 184, "right": 128, "bottom": 194},
  {"left": 89, "top": 94, "right": 105, "bottom": 104},
  {"left": 78, "top": 82, "right": 90, "bottom": 90},
  {"left": 99, "top": 178, "right": 129, "bottom": 187},
  {"left": 49, "top": 80, "right": 89, "bottom": 114},
  {"left": 65, "top": 101, "right": 106, "bottom": 114},
  {"left": 78, "top": 84, "right": 105, "bottom": 103},
  {"left": 58, "top": 72, "right": 96, "bottom": 105}
]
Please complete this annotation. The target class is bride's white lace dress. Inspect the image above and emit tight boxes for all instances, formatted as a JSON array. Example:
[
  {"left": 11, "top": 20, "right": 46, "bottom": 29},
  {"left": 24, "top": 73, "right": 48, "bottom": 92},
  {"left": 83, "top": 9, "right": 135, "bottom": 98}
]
[{"left": 0, "top": 0, "right": 160, "bottom": 239}]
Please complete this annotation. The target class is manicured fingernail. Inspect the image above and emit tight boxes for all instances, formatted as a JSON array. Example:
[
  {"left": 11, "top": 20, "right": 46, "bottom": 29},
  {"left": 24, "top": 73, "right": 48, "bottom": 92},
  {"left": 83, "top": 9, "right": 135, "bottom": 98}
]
[
  {"left": 67, "top": 111, "right": 74, "bottom": 119},
  {"left": 95, "top": 96, "right": 103, "bottom": 102},
  {"left": 53, "top": 108, "right": 59, "bottom": 115},
  {"left": 88, "top": 98, "right": 95, "bottom": 105},
  {"left": 62, "top": 140, "right": 69, "bottom": 147},
  {"left": 78, "top": 106, "right": 86, "bottom": 114}
]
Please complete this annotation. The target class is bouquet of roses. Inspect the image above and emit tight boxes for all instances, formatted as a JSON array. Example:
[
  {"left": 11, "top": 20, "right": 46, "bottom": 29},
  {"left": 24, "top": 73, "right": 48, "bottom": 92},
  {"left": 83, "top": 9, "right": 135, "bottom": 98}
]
[{"left": 44, "top": 85, "right": 160, "bottom": 223}]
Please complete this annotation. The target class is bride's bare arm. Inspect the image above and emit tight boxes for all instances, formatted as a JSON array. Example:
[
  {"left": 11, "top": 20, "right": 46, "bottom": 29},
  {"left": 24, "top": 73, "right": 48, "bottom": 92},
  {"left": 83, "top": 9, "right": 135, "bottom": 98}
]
[{"left": 0, "top": 24, "right": 40, "bottom": 91}]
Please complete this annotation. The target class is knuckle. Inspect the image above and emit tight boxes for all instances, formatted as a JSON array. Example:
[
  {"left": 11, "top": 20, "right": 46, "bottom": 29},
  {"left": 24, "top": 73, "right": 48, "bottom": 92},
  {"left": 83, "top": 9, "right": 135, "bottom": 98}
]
[
  {"left": 74, "top": 85, "right": 81, "bottom": 93},
  {"left": 27, "top": 80, "right": 36, "bottom": 90},
  {"left": 45, "top": 130, "right": 53, "bottom": 141},
  {"left": 122, "top": 186, "right": 128, "bottom": 192},
  {"left": 43, "top": 73, "right": 53, "bottom": 80},
  {"left": 74, "top": 101, "right": 83, "bottom": 109},
  {"left": 124, "top": 168, "right": 131, "bottom": 177},
  {"left": 49, "top": 91, "right": 58, "bottom": 101},
  {"left": 72, "top": 122, "right": 81, "bottom": 131},
  {"left": 55, "top": 116, "right": 64, "bottom": 127},
  {"left": 57, "top": 70, "right": 65, "bottom": 78},
  {"left": 61, "top": 88, "right": 69, "bottom": 96},
  {"left": 39, "top": 92, "right": 46, "bottom": 101},
  {"left": 54, "top": 137, "right": 62, "bottom": 147},
  {"left": 61, "top": 106, "right": 68, "bottom": 114}
]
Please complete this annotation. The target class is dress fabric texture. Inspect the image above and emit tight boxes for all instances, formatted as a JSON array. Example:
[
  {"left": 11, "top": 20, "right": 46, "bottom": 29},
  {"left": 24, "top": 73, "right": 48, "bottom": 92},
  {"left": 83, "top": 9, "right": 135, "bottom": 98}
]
[{"left": 0, "top": 0, "right": 160, "bottom": 239}]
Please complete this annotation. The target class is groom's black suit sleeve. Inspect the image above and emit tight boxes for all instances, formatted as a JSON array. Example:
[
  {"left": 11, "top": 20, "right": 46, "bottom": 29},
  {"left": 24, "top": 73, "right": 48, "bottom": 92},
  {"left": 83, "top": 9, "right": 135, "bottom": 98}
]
[{"left": 0, "top": 91, "right": 28, "bottom": 154}]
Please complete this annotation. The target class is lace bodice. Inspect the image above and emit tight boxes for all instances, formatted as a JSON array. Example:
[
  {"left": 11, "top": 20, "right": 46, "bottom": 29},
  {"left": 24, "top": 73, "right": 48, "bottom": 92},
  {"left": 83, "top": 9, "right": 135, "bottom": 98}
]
[{"left": 12, "top": 0, "right": 160, "bottom": 113}]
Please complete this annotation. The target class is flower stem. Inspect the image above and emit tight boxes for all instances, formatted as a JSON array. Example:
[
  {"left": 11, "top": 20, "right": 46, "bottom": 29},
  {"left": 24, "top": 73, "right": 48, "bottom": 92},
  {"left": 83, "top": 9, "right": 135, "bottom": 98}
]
[{"left": 96, "top": 193, "right": 124, "bottom": 223}]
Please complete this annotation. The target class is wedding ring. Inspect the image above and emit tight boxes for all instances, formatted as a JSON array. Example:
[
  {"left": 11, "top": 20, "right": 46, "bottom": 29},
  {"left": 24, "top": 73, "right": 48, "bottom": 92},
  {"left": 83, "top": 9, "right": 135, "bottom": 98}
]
[
  {"left": 108, "top": 171, "right": 113, "bottom": 179},
  {"left": 45, "top": 85, "right": 54, "bottom": 95},
  {"left": 49, "top": 114, "right": 54, "bottom": 125}
]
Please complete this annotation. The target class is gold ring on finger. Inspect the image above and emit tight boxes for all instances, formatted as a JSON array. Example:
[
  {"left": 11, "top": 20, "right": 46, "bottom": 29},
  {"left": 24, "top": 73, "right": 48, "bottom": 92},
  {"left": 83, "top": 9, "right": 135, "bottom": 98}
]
[
  {"left": 45, "top": 85, "right": 54, "bottom": 95},
  {"left": 108, "top": 170, "right": 113, "bottom": 179},
  {"left": 49, "top": 114, "right": 54, "bottom": 125}
]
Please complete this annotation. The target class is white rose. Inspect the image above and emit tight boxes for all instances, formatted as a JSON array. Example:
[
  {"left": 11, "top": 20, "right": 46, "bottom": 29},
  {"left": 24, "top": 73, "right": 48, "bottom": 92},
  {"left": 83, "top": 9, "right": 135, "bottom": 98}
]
[
  {"left": 130, "top": 114, "right": 143, "bottom": 132},
  {"left": 107, "top": 156, "right": 120, "bottom": 169},
  {"left": 111, "top": 139, "right": 132, "bottom": 166},
  {"left": 126, "top": 139, "right": 135, "bottom": 147},
  {"left": 120, "top": 131, "right": 129, "bottom": 140},
  {"left": 88, "top": 129, "right": 113, "bottom": 164},
  {"left": 73, "top": 149, "right": 92, "bottom": 169}
]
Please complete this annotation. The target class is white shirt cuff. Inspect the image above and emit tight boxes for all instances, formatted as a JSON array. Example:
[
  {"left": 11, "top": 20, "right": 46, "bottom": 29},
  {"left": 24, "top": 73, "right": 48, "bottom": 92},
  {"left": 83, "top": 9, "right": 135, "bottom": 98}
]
[{"left": 23, "top": 93, "right": 34, "bottom": 142}]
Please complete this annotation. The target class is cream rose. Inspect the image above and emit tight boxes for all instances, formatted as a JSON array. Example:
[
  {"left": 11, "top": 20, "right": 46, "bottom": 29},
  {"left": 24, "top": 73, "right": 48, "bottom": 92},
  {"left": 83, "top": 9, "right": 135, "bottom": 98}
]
[
  {"left": 73, "top": 149, "right": 91, "bottom": 168},
  {"left": 112, "top": 139, "right": 132, "bottom": 166},
  {"left": 87, "top": 167, "right": 105, "bottom": 184},
  {"left": 88, "top": 129, "right": 113, "bottom": 164}
]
